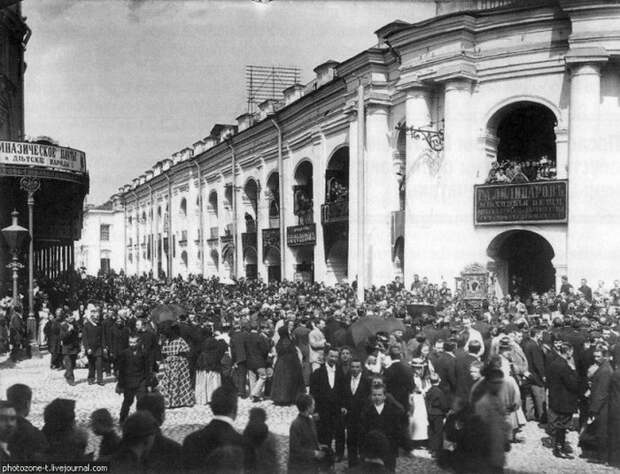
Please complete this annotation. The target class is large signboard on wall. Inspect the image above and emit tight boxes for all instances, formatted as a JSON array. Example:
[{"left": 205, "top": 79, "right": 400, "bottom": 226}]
[
  {"left": 0, "top": 140, "right": 87, "bottom": 173},
  {"left": 287, "top": 224, "right": 316, "bottom": 247},
  {"left": 474, "top": 180, "right": 567, "bottom": 225}
]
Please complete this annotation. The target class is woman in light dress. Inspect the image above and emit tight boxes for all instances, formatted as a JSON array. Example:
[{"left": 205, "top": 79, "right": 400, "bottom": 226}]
[
  {"left": 409, "top": 357, "right": 431, "bottom": 444},
  {"left": 38, "top": 302, "right": 50, "bottom": 350}
]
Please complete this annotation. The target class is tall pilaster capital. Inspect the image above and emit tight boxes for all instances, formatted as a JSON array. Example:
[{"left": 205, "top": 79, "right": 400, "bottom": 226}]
[
  {"left": 443, "top": 77, "right": 474, "bottom": 93},
  {"left": 565, "top": 47, "right": 609, "bottom": 75},
  {"left": 396, "top": 80, "right": 434, "bottom": 97}
]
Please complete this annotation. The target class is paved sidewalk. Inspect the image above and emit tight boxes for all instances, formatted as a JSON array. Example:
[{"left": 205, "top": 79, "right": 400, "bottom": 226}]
[{"left": 0, "top": 352, "right": 614, "bottom": 473}]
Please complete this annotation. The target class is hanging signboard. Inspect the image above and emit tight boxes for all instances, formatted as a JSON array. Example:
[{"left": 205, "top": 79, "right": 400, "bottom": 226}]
[
  {"left": 287, "top": 223, "right": 316, "bottom": 247},
  {"left": 0, "top": 140, "right": 87, "bottom": 173},
  {"left": 474, "top": 180, "right": 567, "bottom": 225}
]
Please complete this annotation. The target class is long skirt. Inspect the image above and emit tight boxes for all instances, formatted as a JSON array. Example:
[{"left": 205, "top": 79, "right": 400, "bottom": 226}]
[
  {"left": 160, "top": 356, "right": 195, "bottom": 408},
  {"left": 195, "top": 370, "right": 208, "bottom": 405},
  {"left": 206, "top": 371, "right": 221, "bottom": 403},
  {"left": 409, "top": 392, "right": 429, "bottom": 441},
  {"left": 195, "top": 370, "right": 222, "bottom": 405}
]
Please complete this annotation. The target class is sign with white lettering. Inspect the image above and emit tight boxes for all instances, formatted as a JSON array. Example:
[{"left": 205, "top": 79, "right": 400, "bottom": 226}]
[
  {"left": 287, "top": 224, "right": 316, "bottom": 247},
  {"left": 0, "top": 140, "right": 86, "bottom": 173},
  {"left": 474, "top": 181, "right": 568, "bottom": 225}
]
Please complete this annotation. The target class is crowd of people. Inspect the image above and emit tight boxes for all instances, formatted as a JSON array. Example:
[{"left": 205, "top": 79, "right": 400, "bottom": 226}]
[
  {"left": 485, "top": 157, "right": 556, "bottom": 184},
  {"left": 0, "top": 270, "right": 620, "bottom": 472}
]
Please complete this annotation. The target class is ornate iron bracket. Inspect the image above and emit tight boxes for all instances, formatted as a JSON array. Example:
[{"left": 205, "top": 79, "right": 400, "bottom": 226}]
[
  {"left": 19, "top": 176, "right": 41, "bottom": 196},
  {"left": 396, "top": 120, "right": 445, "bottom": 152}
]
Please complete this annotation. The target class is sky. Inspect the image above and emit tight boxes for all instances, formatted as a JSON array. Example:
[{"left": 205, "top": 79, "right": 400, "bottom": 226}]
[{"left": 23, "top": 0, "right": 436, "bottom": 205}]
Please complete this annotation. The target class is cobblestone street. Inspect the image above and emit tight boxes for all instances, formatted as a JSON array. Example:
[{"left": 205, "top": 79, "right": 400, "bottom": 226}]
[{"left": 0, "top": 351, "right": 615, "bottom": 473}]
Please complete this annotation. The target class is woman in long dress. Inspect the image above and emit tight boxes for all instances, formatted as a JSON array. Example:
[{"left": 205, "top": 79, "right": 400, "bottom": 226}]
[
  {"left": 409, "top": 358, "right": 430, "bottom": 444},
  {"left": 270, "top": 325, "right": 304, "bottom": 406},
  {"left": 159, "top": 323, "right": 195, "bottom": 408},
  {"left": 195, "top": 326, "right": 227, "bottom": 405},
  {"left": 38, "top": 303, "right": 50, "bottom": 350}
]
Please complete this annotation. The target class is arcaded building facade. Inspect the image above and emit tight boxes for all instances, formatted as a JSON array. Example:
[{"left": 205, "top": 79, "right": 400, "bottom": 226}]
[{"left": 100, "top": 0, "right": 620, "bottom": 298}]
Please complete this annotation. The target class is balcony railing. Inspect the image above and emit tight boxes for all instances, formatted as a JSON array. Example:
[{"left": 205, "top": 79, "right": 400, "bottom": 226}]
[
  {"left": 474, "top": 180, "right": 568, "bottom": 225},
  {"left": 208, "top": 227, "right": 218, "bottom": 240},
  {"left": 321, "top": 199, "right": 348, "bottom": 224}
]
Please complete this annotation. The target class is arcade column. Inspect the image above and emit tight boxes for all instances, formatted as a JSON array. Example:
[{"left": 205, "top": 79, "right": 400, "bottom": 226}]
[
  {"left": 402, "top": 84, "right": 434, "bottom": 289},
  {"left": 365, "top": 102, "right": 398, "bottom": 285},
  {"left": 438, "top": 77, "right": 476, "bottom": 281},
  {"left": 565, "top": 49, "right": 608, "bottom": 282}
]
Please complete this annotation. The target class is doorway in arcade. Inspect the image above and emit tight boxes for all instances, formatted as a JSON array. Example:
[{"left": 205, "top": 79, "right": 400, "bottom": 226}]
[
  {"left": 488, "top": 230, "right": 555, "bottom": 299},
  {"left": 292, "top": 245, "right": 314, "bottom": 282}
]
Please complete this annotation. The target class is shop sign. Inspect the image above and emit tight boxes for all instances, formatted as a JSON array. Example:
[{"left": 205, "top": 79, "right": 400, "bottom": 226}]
[
  {"left": 474, "top": 180, "right": 567, "bottom": 225},
  {"left": 0, "top": 140, "right": 87, "bottom": 173},
  {"left": 287, "top": 223, "right": 316, "bottom": 247}
]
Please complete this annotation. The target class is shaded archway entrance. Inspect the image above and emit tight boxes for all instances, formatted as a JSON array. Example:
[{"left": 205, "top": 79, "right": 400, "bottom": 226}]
[
  {"left": 488, "top": 230, "right": 555, "bottom": 298},
  {"left": 323, "top": 146, "right": 349, "bottom": 283},
  {"left": 486, "top": 101, "right": 558, "bottom": 182},
  {"left": 244, "top": 247, "right": 257, "bottom": 280}
]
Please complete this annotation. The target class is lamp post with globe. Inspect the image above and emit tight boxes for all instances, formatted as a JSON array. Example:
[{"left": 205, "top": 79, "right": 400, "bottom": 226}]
[{"left": 1, "top": 210, "right": 29, "bottom": 307}]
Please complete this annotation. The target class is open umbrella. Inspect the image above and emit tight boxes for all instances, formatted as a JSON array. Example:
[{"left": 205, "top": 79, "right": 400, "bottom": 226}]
[{"left": 348, "top": 316, "right": 406, "bottom": 347}]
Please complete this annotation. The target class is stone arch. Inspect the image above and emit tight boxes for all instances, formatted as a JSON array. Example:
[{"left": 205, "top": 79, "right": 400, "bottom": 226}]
[
  {"left": 483, "top": 99, "right": 560, "bottom": 182},
  {"left": 487, "top": 229, "right": 556, "bottom": 298}
]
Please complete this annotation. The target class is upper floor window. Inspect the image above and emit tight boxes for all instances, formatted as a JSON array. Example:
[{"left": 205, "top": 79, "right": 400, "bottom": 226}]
[{"left": 100, "top": 224, "right": 110, "bottom": 241}]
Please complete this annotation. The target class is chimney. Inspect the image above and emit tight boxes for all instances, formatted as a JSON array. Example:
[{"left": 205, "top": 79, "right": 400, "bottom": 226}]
[
  {"left": 180, "top": 147, "right": 193, "bottom": 161},
  {"left": 313, "top": 60, "right": 339, "bottom": 88},
  {"left": 236, "top": 112, "right": 255, "bottom": 131},
  {"left": 258, "top": 99, "right": 277, "bottom": 120},
  {"left": 192, "top": 140, "right": 205, "bottom": 155},
  {"left": 203, "top": 136, "right": 216, "bottom": 149},
  {"left": 283, "top": 84, "right": 305, "bottom": 105}
]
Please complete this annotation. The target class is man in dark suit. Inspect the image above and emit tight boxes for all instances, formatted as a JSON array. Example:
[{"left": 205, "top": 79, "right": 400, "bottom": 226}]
[
  {"left": 136, "top": 317, "right": 159, "bottom": 375},
  {"left": 137, "top": 392, "right": 183, "bottom": 472},
  {"left": 547, "top": 342, "right": 580, "bottom": 458},
  {"left": 182, "top": 386, "right": 253, "bottom": 471},
  {"left": 341, "top": 358, "right": 371, "bottom": 467},
  {"left": 60, "top": 314, "right": 80, "bottom": 386},
  {"left": 454, "top": 340, "right": 480, "bottom": 404},
  {"left": 587, "top": 346, "right": 613, "bottom": 463},
  {"left": 0, "top": 400, "right": 17, "bottom": 461},
  {"left": 6, "top": 384, "right": 48, "bottom": 461},
  {"left": 245, "top": 321, "right": 271, "bottom": 402},
  {"left": 82, "top": 307, "right": 107, "bottom": 385},
  {"left": 360, "top": 382, "right": 409, "bottom": 472},
  {"left": 288, "top": 393, "right": 326, "bottom": 473},
  {"left": 435, "top": 340, "right": 457, "bottom": 406},
  {"left": 578, "top": 278, "right": 593, "bottom": 302},
  {"left": 45, "top": 309, "right": 63, "bottom": 369},
  {"left": 116, "top": 335, "right": 151, "bottom": 422},
  {"left": 230, "top": 322, "right": 249, "bottom": 398},
  {"left": 9, "top": 307, "right": 26, "bottom": 362},
  {"left": 101, "top": 310, "right": 115, "bottom": 376},
  {"left": 384, "top": 345, "right": 414, "bottom": 413},
  {"left": 310, "top": 347, "right": 346, "bottom": 461},
  {"left": 521, "top": 328, "right": 546, "bottom": 421},
  {"left": 109, "top": 316, "right": 130, "bottom": 377}
]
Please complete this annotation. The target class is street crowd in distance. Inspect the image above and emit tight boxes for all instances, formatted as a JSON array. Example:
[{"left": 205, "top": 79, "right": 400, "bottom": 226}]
[{"left": 0, "top": 270, "right": 619, "bottom": 473}]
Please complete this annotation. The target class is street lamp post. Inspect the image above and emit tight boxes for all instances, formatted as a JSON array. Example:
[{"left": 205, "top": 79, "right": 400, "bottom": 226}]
[
  {"left": 1, "top": 210, "right": 29, "bottom": 307},
  {"left": 20, "top": 177, "right": 40, "bottom": 319}
]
